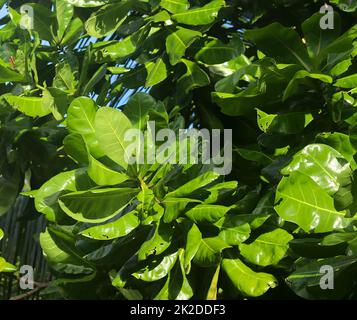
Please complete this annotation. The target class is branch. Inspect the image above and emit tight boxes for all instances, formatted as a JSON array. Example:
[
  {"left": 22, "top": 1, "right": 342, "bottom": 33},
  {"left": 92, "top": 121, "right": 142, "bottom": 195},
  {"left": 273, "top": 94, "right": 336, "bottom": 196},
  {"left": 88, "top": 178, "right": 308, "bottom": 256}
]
[{"left": 9, "top": 282, "right": 49, "bottom": 301}]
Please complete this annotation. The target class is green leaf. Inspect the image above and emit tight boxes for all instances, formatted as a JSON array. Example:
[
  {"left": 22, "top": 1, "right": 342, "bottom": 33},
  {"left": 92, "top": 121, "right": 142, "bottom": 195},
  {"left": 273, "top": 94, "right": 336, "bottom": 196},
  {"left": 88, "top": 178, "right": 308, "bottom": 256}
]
[
  {"left": 81, "top": 211, "right": 140, "bottom": 240},
  {"left": 334, "top": 74, "right": 357, "bottom": 89},
  {"left": 145, "top": 57, "right": 167, "bottom": 87},
  {"left": 330, "top": 0, "right": 357, "bottom": 12},
  {"left": 281, "top": 144, "right": 352, "bottom": 195},
  {"left": 215, "top": 216, "right": 251, "bottom": 245},
  {"left": 171, "top": 0, "right": 225, "bottom": 26},
  {"left": 302, "top": 12, "right": 341, "bottom": 58},
  {"left": 56, "top": 0, "right": 74, "bottom": 40},
  {"left": 163, "top": 198, "right": 201, "bottom": 223},
  {"left": 185, "top": 204, "right": 231, "bottom": 224},
  {"left": 0, "top": 257, "right": 16, "bottom": 273},
  {"left": 94, "top": 106, "right": 133, "bottom": 169},
  {"left": 245, "top": 22, "right": 312, "bottom": 70},
  {"left": 0, "top": 228, "right": 3, "bottom": 241},
  {"left": 88, "top": 155, "right": 128, "bottom": 186},
  {"left": 160, "top": 0, "right": 189, "bottom": 13},
  {"left": 286, "top": 256, "right": 357, "bottom": 299},
  {"left": 177, "top": 59, "right": 210, "bottom": 93},
  {"left": 222, "top": 256, "right": 277, "bottom": 297},
  {"left": 59, "top": 188, "right": 139, "bottom": 223},
  {"left": 92, "top": 27, "right": 149, "bottom": 63},
  {"left": 85, "top": 2, "right": 132, "bottom": 38},
  {"left": 183, "top": 221, "right": 202, "bottom": 273},
  {"left": 194, "top": 35, "right": 244, "bottom": 65},
  {"left": 166, "top": 171, "right": 220, "bottom": 198},
  {"left": 63, "top": 133, "right": 89, "bottom": 165},
  {"left": 154, "top": 249, "right": 193, "bottom": 300},
  {"left": 40, "top": 227, "right": 94, "bottom": 277},
  {"left": 5, "top": 95, "right": 51, "bottom": 117},
  {"left": 239, "top": 228, "right": 293, "bottom": 266},
  {"left": 62, "top": 0, "right": 109, "bottom": 7},
  {"left": 257, "top": 109, "right": 313, "bottom": 135},
  {"left": 123, "top": 92, "right": 156, "bottom": 130},
  {"left": 132, "top": 251, "right": 179, "bottom": 282},
  {"left": 0, "top": 62, "right": 25, "bottom": 83},
  {"left": 138, "top": 222, "right": 174, "bottom": 261},
  {"left": 165, "top": 27, "right": 201, "bottom": 65},
  {"left": 25, "top": 4, "right": 55, "bottom": 41},
  {"left": 316, "top": 133, "right": 357, "bottom": 168},
  {"left": 67, "top": 97, "right": 103, "bottom": 158},
  {"left": 35, "top": 169, "right": 88, "bottom": 222},
  {"left": 193, "top": 237, "right": 230, "bottom": 267},
  {"left": 275, "top": 172, "right": 351, "bottom": 233},
  {"left": 283, "top": 70, "right": 332, "bottom": 100}
]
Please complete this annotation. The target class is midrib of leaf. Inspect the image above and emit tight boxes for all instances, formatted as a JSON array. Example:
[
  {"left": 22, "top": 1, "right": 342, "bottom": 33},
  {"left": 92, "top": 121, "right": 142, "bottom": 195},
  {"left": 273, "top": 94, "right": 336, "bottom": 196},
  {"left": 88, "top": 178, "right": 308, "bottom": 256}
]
[
  {"left": 107, "top": 117, "right": 131, "bottom": 161},
  {"left": 271, "top": 33, "right": 311, "bottom": 71},
  {"left": 173, "top": 6, "right": 222, "bottom": 18},
  {"left": 280, "top": 190, "right": 345, "bottom": 216}
]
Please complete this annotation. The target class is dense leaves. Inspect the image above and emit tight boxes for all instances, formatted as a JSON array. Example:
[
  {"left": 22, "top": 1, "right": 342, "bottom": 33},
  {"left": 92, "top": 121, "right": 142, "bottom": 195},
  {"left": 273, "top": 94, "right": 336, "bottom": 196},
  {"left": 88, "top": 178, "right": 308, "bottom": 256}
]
[{"left": 0, "top": 0, "right": 357, "bottom": 300}]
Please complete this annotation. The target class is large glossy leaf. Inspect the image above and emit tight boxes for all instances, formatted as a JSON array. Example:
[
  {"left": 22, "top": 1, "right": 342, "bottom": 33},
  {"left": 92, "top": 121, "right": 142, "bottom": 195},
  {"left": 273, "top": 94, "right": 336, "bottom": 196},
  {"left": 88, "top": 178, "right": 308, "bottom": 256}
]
[
  {"left": 185, "top": 204, "right": 231, "bottom": 223},
  {"left": 183, "top": 221, "right": 202, "bottom": 273},
  {"left": 0, "top": 63, "right": 25, "bottom": 83},
  {"left": 215, "top": 215, "right": 251, "bottom": 246},
  {"left": 138, "top": 222, "right": 174, "bottom": 261},
  {"left": 245, "top": 22, "right": 312, "bottom": 70},
  {"left": 145, "top": 57, "right": 167, "bottom": 87},
  {"left": 171, "top": 0, "right": 225, "bottom": 26},
  {"left": 81, "top": 211, "right": 140, "bottom": 240},
  {"left": 281, "top": 144, "right": 352, "bottom": 195},
  {"left": 286, "top": 256, "right": 357, "bottom": 299},
  {"left": 92, "top": 27, "right": 149, "bottom": 63},
  {"left": 35, "top": 169, "right": 89, "bottom": 222},
  {"left": 193, "top": 237, "right": 230, "bottom": 267},
  {"left": 123, "top": 92, "right": 156, "bottom": 130},
  {"left": 154, "top": 249, "right": 193, "bottom": 300},
  {"left": 334, "top": 74, "right": 357, "bottom": 89},
  {"left": 63, "top": 133, "right": 89, "bottom": 165},
  {"left": 222, "top": 256, "right": 277, "bottom": 297},
  {"left": 5, "top": 96, "right": 51, "bottom": 117},
  {"left": 165, "top": 27, "right": 201, "bottom": 65},
  {"left": 239, "top": 229, "right": 293, "bottom": 266},
  {"left": 67, "top": 97, "right": 103, "bottom": 158},
  {"left": 275, "top": 172, "right": 351, "bottom": 233},
  {"left": 40, "top": 227, "right": 94, "bottom": 277},
  {"left": 88, "top": 155, "right": 128, "bottom": 186},
  {"left": 283, "top": 70, "right": 332, "bottom": 100},
  {"left": 177, "top": 59, "right": 210, "bottom": 93},
  {"left": 59, "top": 188, "right": 139, "bottom": 223},
  {"left": 194, "top": 35, "right": 244, "bottom": 65},
  {"left": 132, "top": 251, "right": 179, "bottom": 282},
  {"left": 166, "top": 171, "right": 220, "bottom": 198},
  {"left": 94, "top": 107, "right": 133, "bottom": 169},
  {"left": 302, "top": 12, "right": 341, "bottom": 58},
  {"left": 85, "top": 2, "right": 132, "bottom": 38},
  {"left": 163, "top": 198, "right": 201, "bottom": 223},
  {"left": 56, "top": 0, "right": 74, "bottom": 40},
  {"left": 160, "top": 0, "right": 189, "bottom": 13}
]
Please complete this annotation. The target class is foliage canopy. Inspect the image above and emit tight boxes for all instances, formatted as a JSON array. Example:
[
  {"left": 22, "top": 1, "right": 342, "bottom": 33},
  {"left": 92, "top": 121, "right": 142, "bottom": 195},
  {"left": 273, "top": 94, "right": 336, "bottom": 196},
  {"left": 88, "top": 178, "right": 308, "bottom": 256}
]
[{"left": 1, "top": 0, "right": 357, "bottom": 300}]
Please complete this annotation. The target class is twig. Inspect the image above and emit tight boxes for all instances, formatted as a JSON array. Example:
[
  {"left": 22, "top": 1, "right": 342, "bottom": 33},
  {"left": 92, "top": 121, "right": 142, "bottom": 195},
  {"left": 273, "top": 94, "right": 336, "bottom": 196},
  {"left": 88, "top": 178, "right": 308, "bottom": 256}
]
[{"left": 9, "top": 282, "right": 49, "bottom": 301}]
